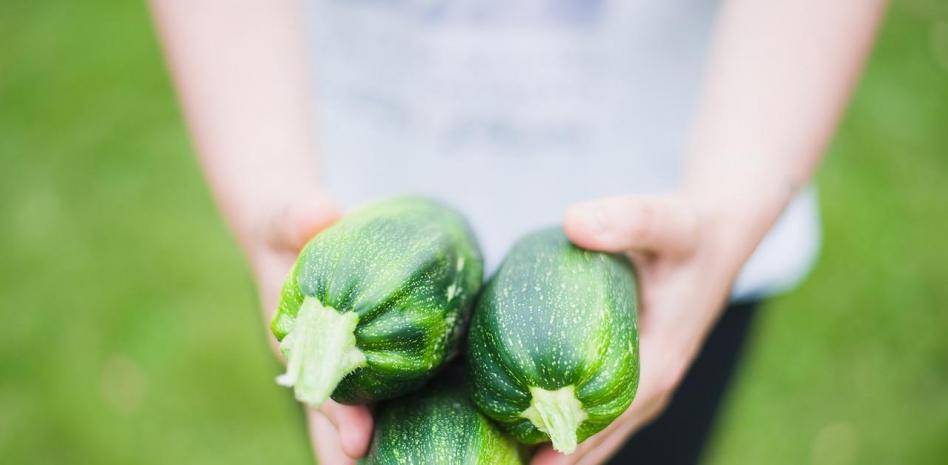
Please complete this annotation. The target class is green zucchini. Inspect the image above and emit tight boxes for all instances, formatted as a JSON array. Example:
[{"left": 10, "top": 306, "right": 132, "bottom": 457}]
[
  {"left": 363, "top": 378, "right": 526, "bottom": 465},
  {"left": 467, "top": 227, "right": 639, "bottom": 454},
  {"left": 271, "top": 196, "right": 483, "bottom": 406}
]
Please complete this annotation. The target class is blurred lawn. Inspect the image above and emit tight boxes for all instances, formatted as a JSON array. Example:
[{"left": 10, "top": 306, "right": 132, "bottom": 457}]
[{"left": 1, "top": 1, "right": 946, "bottom": 465}]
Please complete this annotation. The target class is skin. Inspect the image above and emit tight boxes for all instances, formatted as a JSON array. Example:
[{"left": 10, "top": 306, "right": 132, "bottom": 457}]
[{"left": 149, "top": 0, "right": 887, "bottom": 463}]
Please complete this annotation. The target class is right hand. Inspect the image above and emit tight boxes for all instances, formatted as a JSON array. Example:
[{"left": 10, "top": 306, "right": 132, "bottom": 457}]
[{"left": 242, "top": 189, "right": 373, "bottom": 464}]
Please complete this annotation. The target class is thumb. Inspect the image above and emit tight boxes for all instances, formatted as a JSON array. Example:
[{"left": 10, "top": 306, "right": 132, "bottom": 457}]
[{"left": 563, "top": 195, "right": 698, "bottom": 256}]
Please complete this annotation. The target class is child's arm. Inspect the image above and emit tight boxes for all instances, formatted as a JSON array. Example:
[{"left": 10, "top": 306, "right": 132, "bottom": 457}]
[
  {"left": 149, "top": 0, "right": 330, "bottom": 313},
  {"left": 149, "top": 1, "right": 370, "bottom": 462},
  {"left": 544, "top": 1, "right": 888, "bottom": 464}
]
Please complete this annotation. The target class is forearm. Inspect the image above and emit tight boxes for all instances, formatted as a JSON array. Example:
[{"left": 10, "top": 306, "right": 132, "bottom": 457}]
[
  {"left": 684, "top": 0, "right": 887, "bottom": 264},
  {"left": 150, "top": 0, "right": 322, "bottom": 250}
]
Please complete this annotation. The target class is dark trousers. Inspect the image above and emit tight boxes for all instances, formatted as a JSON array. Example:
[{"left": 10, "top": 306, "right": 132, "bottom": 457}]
[{"left": 608, "top": 300, "right": 760, "bottom": 465}]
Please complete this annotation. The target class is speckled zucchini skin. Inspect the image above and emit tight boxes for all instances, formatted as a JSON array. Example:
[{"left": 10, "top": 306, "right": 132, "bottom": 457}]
[
  {"left": 271, "top": 196, "right": 483, "bottom": 404},
  {"left": 362, "top": 381, "right": 526, "bottom": 465},
  {"left": 467, "top": 227, "right": 639, "bottom": 446}
]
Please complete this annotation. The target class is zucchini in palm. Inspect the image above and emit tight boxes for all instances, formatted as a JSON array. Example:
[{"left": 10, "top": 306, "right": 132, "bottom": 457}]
[
  {"left": 271, "top": 196, "right": 483, "bottom": 406},
  {"left": 467, "top": 227, "right": 639, "bottom": 454},
  {"left": 363, "top": 380, "right": 526, "bottom": 465}
]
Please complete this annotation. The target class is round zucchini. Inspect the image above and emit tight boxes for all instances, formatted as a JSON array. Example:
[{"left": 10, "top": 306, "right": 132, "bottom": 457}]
[
  {"left": 271, "top": 196, "right": 483, "bottom": 406},
  {"left": 466, "top": 227, "right": 639, "bottom": 454},
  {"left": 363, "top": 380, "right": 526, "bottom": 465}
]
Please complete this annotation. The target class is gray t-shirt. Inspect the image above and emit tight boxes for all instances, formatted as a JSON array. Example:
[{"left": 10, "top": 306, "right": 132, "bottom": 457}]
[{"left": 306, "top": 0, "right": 820, "bottom": 299}]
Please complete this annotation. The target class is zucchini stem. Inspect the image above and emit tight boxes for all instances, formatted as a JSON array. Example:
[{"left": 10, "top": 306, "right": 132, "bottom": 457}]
[
  {"left": 276, "top": 296, "right": 366, "bottom": 407},
  {"left": 521, "top": 385, "right": 588, "bottom": 454}
]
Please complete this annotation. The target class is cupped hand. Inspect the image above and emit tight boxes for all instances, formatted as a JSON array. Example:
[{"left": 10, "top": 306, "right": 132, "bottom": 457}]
[
  {"left": 531, "top": 193, "right": 747, "bottom": 465},
  {"left": 243, "top": 190, "right": 373, "bottom": 464}
]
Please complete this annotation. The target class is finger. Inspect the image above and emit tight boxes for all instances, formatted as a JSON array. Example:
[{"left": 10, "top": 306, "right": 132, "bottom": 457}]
[
  {"left": 574, "top": 420, "right": 639, "bottom": 465},
  {"left": 550, "top": 395, "right": 669, "bottom": 465},
  {"left": 530, "top": 444, "right": 576, "bottom": 465},
  {"left": 570, "top": 395, "right": 671, "bottom": 465},
  {"left": 529, "top": 420, "right": 619, "bottom": 465},
  {"left": 529, "top": 419, "right": 615, "bottom": 465},
  {"left": 319, "top": 401, "right": 374, "bottom": 459},
  {"left": 563, "top": 195, "right": 698, "bottom": 256},
  {"left": 564, "top": 431, "right": 607, "bottom": 464},
  {"left": 307, "top": 410, "right": 357, "bottom": 465},
  {"left": 267, "top": 194, "right": 341, "bottom": 251},
  {"left": 530, "top": 355, "right": 680, "bottom": 465}
]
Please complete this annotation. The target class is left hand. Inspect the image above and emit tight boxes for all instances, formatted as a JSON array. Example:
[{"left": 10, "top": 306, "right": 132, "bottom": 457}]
[
  {"left": 241, "top": 189, "right": 374, "bottom": 464},
  {"left": 531, "top": 193, "right": 750, "bottom": 465}
]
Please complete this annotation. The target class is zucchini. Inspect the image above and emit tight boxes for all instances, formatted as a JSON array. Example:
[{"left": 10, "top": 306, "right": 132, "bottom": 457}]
[
  {"left": 467, "top": 227, "right": 639, "bottom": 454},
  {"left": 363, "top": 378, "right": 526, "bottom": 465},
  {"left": 271, "top": 196, "right": 483, "bottom": 406}
]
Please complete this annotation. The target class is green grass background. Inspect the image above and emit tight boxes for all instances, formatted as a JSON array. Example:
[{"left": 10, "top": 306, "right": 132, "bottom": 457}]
[{"left": 1, "top": 1, "right": 946, "bottom": 464}]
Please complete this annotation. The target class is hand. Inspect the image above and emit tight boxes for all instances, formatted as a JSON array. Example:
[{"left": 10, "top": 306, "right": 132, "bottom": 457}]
[
  {"left": 531, "top": 193, "right": 750, "bottom": 465},
  {"left": 240, "top": 189, "right": 373, "bottom": 464}
]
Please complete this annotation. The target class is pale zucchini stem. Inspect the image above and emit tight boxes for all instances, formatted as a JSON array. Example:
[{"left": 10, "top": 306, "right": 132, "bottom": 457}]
[
  {"left": 521, "top": 385, "right": 588, "bottom": 455},
  {"left": 276, "top": 296, "right": 366, "bottom": 407}
]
